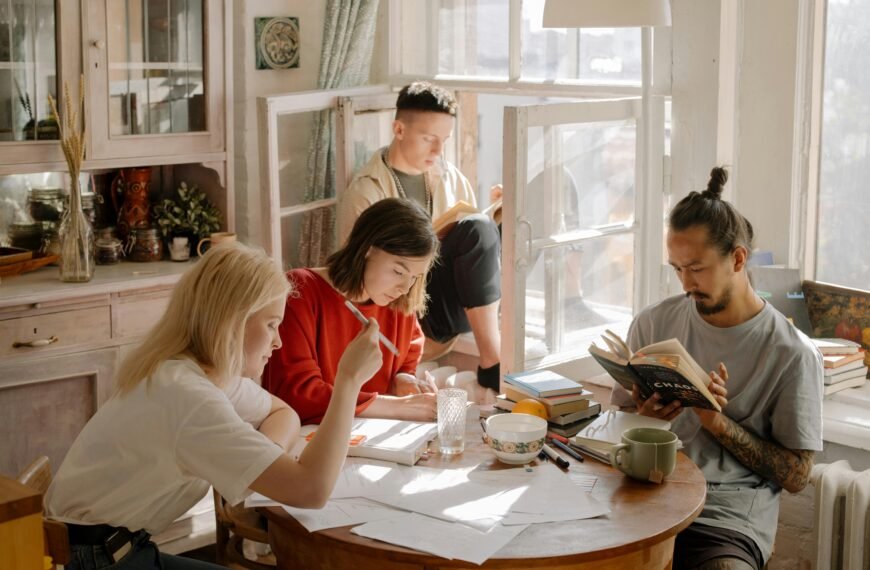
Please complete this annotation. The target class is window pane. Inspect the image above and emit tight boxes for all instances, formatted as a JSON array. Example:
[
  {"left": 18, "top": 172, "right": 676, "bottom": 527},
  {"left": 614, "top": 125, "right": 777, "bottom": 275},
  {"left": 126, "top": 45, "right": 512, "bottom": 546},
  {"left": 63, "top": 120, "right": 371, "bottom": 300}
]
[
  {"left": 350, "top": 108, "right": 394, "bottom": 173},
  {"left": 817, "top": 0, "right": 870, "bottom": 289},
  {"left": 0, "top": 0, "right": 57, "bottom": 141},
  {"left": 400, "top": 0, "right": 509, "bottom": 78},
  {"left": 277, "top": 110, "right": 335, "bottom": 206},
  {"left": 281, "top": 205, "right": 336, "bottom": 271},
  {"left": 107, "top": 0, "right": 205, "bottom": 136},
  {"left": 525, "top": 121, "right": 636, "bottom": 236},
  {"left": 521, "top": 0, "right": 641, "bottom": 83},
  {"left": 523, "top": 234, "right": 634, "bottom": 365}
]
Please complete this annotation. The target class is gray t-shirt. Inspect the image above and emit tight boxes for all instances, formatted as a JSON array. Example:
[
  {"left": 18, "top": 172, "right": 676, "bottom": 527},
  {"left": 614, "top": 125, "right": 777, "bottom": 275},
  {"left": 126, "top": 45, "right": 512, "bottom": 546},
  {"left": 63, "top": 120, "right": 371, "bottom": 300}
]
[
  {"left": 393, "top": 169, "right": 428, "bottom": 210},
  {"left": 610, "top": 295, "right": 823, "bottom": 562}
]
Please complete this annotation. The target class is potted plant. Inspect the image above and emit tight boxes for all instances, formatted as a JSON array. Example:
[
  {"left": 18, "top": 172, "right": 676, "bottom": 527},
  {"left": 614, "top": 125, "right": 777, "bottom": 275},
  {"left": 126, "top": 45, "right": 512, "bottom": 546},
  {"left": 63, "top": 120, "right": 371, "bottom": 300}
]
[{"left": 152, "top": 182, "right": 221, "bottom": 258}]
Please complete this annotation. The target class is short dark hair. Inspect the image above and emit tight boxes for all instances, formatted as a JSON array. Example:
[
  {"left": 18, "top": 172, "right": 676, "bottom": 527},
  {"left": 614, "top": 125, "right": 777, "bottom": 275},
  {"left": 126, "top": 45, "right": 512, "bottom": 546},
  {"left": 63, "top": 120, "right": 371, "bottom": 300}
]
[
  {"left": 327, "top": 198, "right": 439, "bottom": 315},
  {"left": 395, "top": 81, "right": 457, "bottom": 119},
  {"left": 668, "top": 166, "right": 755, "bottom": 257}
]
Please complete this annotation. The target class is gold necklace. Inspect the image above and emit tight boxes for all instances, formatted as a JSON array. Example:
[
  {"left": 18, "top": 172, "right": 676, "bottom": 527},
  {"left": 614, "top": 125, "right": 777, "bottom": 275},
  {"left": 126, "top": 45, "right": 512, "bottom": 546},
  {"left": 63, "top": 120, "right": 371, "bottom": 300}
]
[{"left": 382, "top": 148, "right": 433, "bottom": 215}]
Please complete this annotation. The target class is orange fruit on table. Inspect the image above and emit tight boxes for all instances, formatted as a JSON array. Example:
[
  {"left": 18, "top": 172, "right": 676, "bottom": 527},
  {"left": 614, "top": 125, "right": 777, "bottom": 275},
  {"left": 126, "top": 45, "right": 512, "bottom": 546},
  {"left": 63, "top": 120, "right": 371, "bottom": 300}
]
[{"left": 512, "top": 398, "right": 548, "bottom": 420}]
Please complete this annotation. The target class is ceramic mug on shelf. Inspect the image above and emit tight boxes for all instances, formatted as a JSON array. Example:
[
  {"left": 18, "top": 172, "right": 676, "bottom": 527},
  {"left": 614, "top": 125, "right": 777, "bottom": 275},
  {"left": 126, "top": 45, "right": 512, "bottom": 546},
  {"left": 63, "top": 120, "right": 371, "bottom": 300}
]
[
  {"left": 169, "top": 236, "right": 191, "bottom": 262},
  {"left": 609, "top": 427, "right": 679, "bottom": 484},
  {"left": 196, "top": 232, "right": 236, "bottom": 256}
]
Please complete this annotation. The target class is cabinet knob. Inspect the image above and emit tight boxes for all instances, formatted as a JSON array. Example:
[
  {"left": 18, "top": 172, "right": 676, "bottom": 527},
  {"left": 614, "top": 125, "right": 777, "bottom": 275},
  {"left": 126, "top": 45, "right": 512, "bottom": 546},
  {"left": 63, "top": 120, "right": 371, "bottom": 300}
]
[{"left": 91, "top": 39, "right": 105, "bottom": 49}]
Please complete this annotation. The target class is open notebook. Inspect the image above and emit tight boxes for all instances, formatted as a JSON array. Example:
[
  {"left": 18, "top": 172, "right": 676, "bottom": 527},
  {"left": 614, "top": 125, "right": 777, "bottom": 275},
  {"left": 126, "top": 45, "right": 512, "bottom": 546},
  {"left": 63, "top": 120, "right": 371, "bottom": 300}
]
[{"left": 300, "top": 418, "right": 438, "bottom": 467}]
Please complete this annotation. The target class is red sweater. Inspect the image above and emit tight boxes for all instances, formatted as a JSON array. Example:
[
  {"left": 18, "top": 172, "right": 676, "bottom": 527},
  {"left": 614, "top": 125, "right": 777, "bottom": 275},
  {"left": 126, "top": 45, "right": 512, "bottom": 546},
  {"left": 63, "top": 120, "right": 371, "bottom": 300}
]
[{"left": 262, "top": 268, "right": 424, "bottom": 424}]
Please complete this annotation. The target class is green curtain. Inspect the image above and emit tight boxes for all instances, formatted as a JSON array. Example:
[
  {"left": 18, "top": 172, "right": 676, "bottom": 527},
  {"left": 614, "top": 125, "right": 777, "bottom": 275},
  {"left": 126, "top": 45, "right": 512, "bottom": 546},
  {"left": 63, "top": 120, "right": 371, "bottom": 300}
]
[{"left": 298, "top": 0, "right": 379, "bottom": 267}]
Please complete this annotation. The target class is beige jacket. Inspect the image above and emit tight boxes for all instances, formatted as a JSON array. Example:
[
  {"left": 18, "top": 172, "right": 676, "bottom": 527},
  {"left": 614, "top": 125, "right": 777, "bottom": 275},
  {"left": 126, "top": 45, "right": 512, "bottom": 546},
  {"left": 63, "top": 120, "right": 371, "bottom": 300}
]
[{"left": 337, "top": 148, "right": 477, "bottom": 246}]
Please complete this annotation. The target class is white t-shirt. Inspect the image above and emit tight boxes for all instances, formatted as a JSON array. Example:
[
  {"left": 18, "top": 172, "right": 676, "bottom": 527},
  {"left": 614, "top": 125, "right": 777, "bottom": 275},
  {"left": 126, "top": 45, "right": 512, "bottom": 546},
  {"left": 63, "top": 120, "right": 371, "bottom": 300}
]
[{"left": 46, "top": 359, "right": 285, "bottom": 534}]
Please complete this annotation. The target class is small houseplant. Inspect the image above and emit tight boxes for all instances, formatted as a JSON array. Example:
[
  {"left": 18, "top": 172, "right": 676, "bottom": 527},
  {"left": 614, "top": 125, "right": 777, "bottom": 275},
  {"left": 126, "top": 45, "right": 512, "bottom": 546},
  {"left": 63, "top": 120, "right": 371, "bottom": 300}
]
[{"left": 152, "top": 182, "right": 221, "bottom": 255}]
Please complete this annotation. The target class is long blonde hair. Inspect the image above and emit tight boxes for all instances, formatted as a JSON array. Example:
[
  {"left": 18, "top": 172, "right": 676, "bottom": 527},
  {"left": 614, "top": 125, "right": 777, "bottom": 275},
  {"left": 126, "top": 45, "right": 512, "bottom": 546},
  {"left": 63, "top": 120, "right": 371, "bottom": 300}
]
[{"left": 115, "top": 242, "right": 292, "bottom": 395}]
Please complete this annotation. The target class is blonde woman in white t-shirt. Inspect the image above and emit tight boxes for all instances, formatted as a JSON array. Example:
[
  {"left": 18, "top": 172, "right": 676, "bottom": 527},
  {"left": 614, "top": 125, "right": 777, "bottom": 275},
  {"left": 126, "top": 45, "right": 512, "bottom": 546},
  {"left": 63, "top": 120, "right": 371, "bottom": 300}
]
[{"left": 46, "top": 242, "right": 383, "bottom": 570}]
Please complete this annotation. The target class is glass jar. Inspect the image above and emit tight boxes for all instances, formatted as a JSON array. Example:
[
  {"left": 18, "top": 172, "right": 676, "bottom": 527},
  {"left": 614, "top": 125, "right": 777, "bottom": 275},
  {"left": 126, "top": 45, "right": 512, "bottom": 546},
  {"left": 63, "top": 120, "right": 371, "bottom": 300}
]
[
  {"left": 95, "top": 237, "right": 124, "bottom": 265},
  {"left": 129, "top": 228, "right": 163, "bottom": 262},
  {"left": 28, "top": 187, "right": 64, "bottom": 222},
  {"left": 41, "top": 228, "right": 61, "bottom": 263},
  {"left": 80, "top": 193, "right": 99, "bottom": 228},
  {"left": 9, "top": 222, "right": 44, "bottom": 251}
]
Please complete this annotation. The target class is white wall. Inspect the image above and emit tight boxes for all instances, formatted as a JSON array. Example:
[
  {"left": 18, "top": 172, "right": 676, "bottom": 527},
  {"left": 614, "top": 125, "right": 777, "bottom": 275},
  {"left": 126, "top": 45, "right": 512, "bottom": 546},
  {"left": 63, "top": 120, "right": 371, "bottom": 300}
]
[
  {"left": 733, "top": 0, "right": 799, "bottom": 265},
  {"left": 232, "top": 0, "right": 325, "bottom": 246}
]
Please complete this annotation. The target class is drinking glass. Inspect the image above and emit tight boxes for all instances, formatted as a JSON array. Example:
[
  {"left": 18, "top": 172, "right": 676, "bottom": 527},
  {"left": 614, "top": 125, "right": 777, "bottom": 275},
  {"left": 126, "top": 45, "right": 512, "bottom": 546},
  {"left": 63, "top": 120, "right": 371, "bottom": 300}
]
[{"left": 437, "top": 388, "right": 467, "bottom": 455}]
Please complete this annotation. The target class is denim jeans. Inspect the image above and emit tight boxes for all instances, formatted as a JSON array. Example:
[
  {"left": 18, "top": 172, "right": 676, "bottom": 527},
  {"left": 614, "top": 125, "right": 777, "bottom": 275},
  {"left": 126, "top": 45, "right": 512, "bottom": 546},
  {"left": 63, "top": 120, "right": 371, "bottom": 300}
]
[{"left": 67, "top": 530, "right": 226, "bottom": 569}]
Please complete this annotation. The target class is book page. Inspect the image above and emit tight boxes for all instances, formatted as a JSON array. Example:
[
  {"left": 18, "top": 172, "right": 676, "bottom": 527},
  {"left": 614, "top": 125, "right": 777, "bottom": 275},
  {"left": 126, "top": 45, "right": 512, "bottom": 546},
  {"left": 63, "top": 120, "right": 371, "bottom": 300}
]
[
  {"left": 636, "top": 338, "right": 710, "bottom": 388},
  {"left": 432, "top": 200, "right": 479, "bottom": 235},
  {"left": 602, "top": 329, "right": 633, "bottom": 360}
]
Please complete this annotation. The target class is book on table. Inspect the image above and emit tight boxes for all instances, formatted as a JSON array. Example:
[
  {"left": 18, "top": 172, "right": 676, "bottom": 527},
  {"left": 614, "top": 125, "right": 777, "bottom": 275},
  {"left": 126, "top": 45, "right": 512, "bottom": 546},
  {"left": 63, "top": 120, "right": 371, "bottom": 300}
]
[
  {"left": 302, "top": 418, "right": 437, "bottom": 467},
  {"left": 548, "top": 402, "right": 602, "bottom": 426},
  {"left": 432, "top": 199, "right": 502, "bottom": 237},
  {"left": 588, "top": 329, "right": 721, "bottom": 412},
  {"left": 825, "top": 365, "right": 869, "bottom": 386},
  {"left": 812, "top": 338, "right": 862, "bottom": 355},
  {"left": 498, "top": 385, "right": 594, "bottom": 418},
  {"left": 503, "top": 369, "right": 584, "bottom": 397},
  {"left": 823, "top": 351, "right": 865, "bottom": 370},
  {"left": 569, "top": 410, "right": 672, "bottom": 463},
  {"left": 823, "top": 376, "right": 867, "bottom": 396},
  {"left": 547, "top": 414, "right": 601, "bottom": 438}
]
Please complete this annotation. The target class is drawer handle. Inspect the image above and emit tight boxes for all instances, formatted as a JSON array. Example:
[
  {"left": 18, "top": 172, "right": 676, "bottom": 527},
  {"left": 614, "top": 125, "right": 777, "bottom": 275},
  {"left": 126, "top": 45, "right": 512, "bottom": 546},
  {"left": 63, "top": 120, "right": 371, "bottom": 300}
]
[{"left": 13, "top": 336, "right": 59, "bottom": 348}]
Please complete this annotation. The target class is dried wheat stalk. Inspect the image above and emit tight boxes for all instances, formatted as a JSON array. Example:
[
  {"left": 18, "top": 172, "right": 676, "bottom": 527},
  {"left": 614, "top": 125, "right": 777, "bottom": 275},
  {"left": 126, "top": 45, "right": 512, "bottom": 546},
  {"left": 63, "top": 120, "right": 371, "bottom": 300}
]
[{"left": 48, "top": 75, "right": 92, "bottom": 280}]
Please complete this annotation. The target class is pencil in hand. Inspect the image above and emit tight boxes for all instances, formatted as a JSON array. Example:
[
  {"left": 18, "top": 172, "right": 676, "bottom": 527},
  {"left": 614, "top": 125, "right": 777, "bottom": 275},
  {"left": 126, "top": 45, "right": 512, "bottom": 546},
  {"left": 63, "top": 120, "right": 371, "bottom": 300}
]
[{"left": 344, "top": 299, "right": 400, "bottom": 356}]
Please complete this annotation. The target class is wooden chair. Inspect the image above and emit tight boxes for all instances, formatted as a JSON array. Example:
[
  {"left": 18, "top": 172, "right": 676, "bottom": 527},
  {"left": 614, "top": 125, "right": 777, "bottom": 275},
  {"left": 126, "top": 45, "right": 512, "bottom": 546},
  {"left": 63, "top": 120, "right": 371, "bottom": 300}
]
[
  {"left": 16, "top": 456, "right": 70, "bottom": 567},
  {"left": 213, "top": 489, "right": 275, "bottom": 569}
]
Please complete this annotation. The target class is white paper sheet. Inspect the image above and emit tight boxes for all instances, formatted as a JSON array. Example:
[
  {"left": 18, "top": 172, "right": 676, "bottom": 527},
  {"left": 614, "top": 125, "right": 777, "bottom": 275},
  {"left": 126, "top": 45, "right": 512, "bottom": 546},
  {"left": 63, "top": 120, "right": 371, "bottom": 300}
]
[
  {"left": 351, "top": 512, "right": 529, "bottom": 565},
  {"left": 279, "top": 497, "right": 399, "bottom": 532}
]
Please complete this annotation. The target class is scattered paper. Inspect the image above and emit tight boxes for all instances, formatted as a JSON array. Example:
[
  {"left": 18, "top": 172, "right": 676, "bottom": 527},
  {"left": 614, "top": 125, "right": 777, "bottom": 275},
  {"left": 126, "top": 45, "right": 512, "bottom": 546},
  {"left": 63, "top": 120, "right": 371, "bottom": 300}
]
[
  {"left": 280, "top": 497, "right": 399, "bottom": 532},
  {"left": 351, "top": 512, "right": 529, "bottom": 565}
]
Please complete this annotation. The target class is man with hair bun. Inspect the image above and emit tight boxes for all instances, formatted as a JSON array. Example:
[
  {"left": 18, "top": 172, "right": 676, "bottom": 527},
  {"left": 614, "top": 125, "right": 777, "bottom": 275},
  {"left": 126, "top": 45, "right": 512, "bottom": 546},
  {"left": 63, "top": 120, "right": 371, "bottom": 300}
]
[
  {"left": 338, "top": 81, "right": 502, "bottom": 393},
  {"left": 611, "top": 167, "right": 823, "bottom": 570}
]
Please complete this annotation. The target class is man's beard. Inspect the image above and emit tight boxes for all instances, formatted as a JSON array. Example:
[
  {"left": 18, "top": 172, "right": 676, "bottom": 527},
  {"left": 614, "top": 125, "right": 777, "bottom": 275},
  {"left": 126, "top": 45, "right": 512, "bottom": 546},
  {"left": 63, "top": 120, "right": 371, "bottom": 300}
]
[{"left": 687, "top": 287, "right": 731, "bottom": 316}]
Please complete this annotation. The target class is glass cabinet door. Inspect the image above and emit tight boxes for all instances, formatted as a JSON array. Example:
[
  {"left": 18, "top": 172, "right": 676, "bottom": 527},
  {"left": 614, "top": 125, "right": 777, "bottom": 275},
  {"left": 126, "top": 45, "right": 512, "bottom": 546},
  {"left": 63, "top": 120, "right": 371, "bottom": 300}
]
[
  {"left": 0, "top": 0, "right": 72, "bottom": 168},
  {"left": 0, "top": 0, "right": 57, "bottom": 142},
  {"left": 86, "top": 0, "right": 224, "bottom": 160}
]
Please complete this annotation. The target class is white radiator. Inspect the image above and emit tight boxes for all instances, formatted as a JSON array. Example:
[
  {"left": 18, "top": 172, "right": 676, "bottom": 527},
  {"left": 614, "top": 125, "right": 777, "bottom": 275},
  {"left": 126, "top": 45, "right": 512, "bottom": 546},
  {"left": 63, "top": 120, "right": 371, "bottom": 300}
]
[{"left": 811, "top": 461, "right": 870, "bottom": 570}]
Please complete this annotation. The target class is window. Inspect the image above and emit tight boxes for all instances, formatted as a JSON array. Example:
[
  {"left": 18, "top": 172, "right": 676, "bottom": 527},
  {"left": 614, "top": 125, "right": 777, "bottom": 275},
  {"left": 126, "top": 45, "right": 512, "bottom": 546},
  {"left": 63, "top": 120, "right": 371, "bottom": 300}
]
[
  {"left": 389, "top": 1, "right": 669, "bottom": 376},
  {"left": 816, "top": 0, "right": 870, "bottom": 290}
]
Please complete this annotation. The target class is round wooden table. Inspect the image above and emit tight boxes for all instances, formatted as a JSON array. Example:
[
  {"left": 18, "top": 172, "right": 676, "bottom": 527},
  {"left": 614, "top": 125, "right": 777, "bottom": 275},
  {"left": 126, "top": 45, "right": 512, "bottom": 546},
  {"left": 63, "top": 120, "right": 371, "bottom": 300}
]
[{"left": 263, "top": 428, "right": 706, "bottom": 569}]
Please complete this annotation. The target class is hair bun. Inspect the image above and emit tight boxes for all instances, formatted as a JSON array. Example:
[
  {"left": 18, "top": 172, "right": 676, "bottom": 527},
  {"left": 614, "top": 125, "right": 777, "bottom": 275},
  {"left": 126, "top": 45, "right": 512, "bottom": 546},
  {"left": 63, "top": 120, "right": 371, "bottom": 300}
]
[{"left": 703, "top": 167, "right": 728, "bottom": 199}]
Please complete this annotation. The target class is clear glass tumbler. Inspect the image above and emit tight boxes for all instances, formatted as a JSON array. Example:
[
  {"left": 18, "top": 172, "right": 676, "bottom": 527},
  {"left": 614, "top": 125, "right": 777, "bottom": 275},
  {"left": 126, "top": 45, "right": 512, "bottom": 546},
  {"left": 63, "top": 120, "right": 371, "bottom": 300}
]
[{"left": 437, "top": 388, "right": 467, "bottom": 455}]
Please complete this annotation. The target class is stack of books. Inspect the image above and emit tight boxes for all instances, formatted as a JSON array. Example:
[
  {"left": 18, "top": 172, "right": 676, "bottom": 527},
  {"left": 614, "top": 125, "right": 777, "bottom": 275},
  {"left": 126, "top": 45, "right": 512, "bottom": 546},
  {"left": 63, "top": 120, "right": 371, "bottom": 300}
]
[
  {"left": 495, "top": 370, "right": 601, "bottom": 437},
  {"left": 813, "top": 338, "right": 868, "bottom": 396}
]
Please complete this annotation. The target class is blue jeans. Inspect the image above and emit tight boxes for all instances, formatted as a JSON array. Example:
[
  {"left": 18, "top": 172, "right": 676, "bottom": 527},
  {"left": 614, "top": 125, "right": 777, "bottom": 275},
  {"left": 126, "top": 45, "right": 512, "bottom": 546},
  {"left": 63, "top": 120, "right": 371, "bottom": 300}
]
[{"left": 67, "top": 530, "right": 226, "bottom": 569}]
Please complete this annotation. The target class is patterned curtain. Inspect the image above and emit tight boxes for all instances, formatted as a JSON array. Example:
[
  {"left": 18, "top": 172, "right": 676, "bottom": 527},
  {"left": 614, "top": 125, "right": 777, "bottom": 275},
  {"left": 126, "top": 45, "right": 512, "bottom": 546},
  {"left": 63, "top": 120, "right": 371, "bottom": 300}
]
[{"left": 298, "top": 0, "right": 380, "bottom": 266}]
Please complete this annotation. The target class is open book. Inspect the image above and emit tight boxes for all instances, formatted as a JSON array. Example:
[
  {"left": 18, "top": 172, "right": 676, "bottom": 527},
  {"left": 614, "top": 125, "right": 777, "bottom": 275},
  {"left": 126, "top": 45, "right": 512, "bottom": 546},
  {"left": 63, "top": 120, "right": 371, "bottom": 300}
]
[
  {"left": 302, "top": 418, "right": 437, "bottom": 466},
  {"left": 432, "top": 199, "right": 502, "bottom": 236},
  {"left": 588, "top": 330, "right": 722, "bottom": 412}
]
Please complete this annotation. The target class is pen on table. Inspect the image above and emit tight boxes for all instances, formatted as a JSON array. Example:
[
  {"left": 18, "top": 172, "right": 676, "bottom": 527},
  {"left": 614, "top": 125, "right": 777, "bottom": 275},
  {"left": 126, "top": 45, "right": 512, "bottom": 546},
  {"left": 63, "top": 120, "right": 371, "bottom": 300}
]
[
  {"left": 537, "top": 449, "right": 548, "bottom": 463},
  {"left": 550, "top": 438, "right": 584, "bottom": 463},
  {"left": 343, "top": 299, "right": 400, "bottom": 356},
  {"left": 542, "top": 443, "right": 571, "bottom": 470}
]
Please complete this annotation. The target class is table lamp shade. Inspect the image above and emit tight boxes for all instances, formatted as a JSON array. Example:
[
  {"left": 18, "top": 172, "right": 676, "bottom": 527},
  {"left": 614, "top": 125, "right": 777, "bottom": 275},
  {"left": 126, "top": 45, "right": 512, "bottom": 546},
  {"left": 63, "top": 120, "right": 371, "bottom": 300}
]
[{"left": 542, "top": 0, "right": 672, "bottom": 28}]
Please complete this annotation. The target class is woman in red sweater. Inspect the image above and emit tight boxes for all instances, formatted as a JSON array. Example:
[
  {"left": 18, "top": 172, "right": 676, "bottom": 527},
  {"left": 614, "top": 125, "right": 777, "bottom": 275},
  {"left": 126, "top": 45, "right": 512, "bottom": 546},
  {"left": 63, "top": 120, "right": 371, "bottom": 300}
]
[{"left": 263, "top": 199, "right": 440, "bottom": 424}]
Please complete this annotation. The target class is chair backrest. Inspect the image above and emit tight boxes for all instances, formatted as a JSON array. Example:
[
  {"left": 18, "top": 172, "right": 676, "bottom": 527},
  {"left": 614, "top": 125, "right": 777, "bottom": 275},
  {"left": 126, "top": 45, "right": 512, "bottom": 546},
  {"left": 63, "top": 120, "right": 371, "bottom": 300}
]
[
  {"left": 17, "top": 456, "right": 52, "bottom": 496},
  {"left": 16, "top": 456, "right": 70, "bottom": 566}
]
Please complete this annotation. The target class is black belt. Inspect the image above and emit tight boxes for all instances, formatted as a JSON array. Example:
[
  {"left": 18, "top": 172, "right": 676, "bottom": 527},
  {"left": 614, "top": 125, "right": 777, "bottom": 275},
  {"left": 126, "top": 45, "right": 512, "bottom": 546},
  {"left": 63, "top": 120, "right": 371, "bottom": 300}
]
[{"left": 67, "top": 523, "right": 138, "bottom": 562}]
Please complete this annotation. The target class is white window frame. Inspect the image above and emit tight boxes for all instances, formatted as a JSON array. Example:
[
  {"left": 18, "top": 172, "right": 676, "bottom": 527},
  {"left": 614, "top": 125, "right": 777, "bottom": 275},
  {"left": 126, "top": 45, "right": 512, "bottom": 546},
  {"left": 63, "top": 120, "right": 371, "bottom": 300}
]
[
  {"left": 387, "top": 2, "right": 670, "bottom": 377},
  {"left": 256, "top": 85, "right": 390, "bottom": 264}
]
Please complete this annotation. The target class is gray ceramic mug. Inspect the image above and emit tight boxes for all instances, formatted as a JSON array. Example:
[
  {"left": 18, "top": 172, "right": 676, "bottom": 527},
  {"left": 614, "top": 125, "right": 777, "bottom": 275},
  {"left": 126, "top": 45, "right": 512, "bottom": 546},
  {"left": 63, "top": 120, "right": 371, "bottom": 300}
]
[{"left": 609, "top": 427, "right": 679, "bottom": 483}]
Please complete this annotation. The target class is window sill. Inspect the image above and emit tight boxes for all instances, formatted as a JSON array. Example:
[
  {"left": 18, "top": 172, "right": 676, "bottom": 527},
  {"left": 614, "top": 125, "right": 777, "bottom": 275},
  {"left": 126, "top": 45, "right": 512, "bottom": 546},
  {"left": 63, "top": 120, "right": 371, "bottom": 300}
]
[{"left": 823, "top": 383, "right": 870, "bottom": 451}]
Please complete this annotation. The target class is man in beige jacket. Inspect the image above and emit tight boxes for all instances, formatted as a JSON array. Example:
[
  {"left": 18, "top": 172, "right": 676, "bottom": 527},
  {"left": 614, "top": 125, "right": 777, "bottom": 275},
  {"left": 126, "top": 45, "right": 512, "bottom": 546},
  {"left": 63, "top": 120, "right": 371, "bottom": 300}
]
[{"left": 337, "top": 82, "right": 502, "bottom": 392}]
